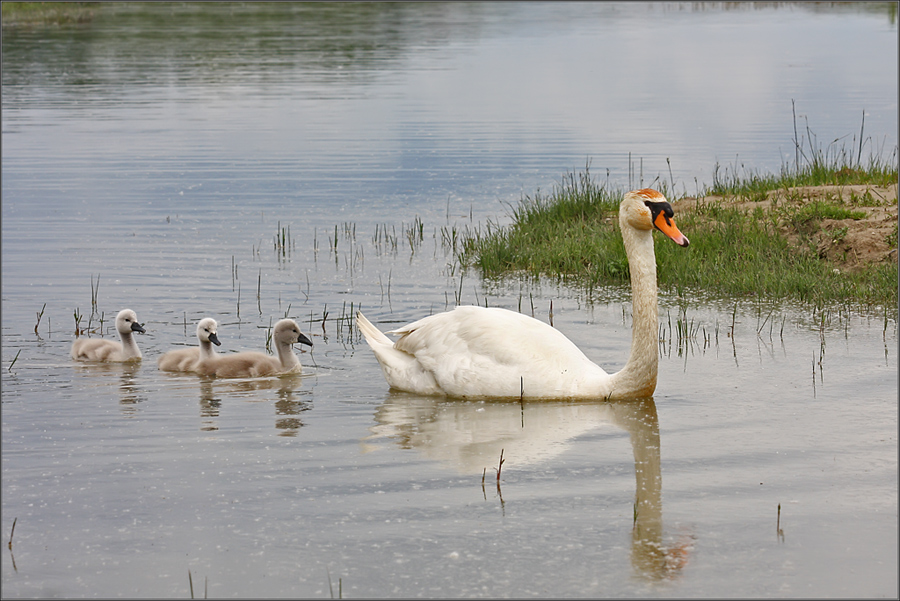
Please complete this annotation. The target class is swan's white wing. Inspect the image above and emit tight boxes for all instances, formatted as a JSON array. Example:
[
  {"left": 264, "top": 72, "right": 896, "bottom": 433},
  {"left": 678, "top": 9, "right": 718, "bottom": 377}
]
[{"left": 389, "top": 306, "right": 609, "bottom": 398}]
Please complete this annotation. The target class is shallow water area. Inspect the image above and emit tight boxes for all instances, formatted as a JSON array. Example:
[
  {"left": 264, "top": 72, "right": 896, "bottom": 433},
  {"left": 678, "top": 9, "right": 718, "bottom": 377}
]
[
  {"left": 3, "top": 299, "right": 897, "bottom": 597},
  {"left": 2, "top": 2, "right": 898, "bottom": 598}
]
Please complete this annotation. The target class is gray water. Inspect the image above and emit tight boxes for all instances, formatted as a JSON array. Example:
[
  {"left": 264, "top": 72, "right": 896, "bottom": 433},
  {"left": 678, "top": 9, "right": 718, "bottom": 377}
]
[{"left": 2, "top": 2, "right": 897, "bottom": 598}]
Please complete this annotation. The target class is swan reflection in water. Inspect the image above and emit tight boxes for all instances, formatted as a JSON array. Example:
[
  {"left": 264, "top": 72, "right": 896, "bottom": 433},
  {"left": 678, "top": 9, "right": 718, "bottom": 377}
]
[
  {"left": 72, "top": 361, "right": 146, "bottom": 416},
  {"left": 196, "top": 373, "right": 310, "bottom": 436},
  {"left": 365, "top": 393, "right": 693, "bottom": 581}
]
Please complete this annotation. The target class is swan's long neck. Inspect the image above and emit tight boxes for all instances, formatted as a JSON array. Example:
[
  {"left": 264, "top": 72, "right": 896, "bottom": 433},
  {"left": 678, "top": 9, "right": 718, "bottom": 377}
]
[
  {"left": 276, "top": 339, "right": 300, "bottom": 370},
  {"left": 610, "top": 223, "right": 658, "bottom": 398},
  {"left": 119, "top": 331, "right": 142, "bottom": 360},
  {"left": 199, "top": 339, "right": 218, "bottom": 360}
]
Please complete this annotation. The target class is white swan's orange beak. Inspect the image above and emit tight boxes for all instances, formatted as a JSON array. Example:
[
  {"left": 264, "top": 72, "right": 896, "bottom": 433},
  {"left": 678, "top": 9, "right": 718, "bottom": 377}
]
[{"left": 653, "top": 210, "right": 690, "bottom": 247}]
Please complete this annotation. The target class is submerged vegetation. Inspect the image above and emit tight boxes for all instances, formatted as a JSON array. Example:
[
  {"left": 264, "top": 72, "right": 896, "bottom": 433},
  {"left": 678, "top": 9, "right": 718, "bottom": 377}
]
[{"left": 456, "top": 124, "right": 898, "bottom": 309}]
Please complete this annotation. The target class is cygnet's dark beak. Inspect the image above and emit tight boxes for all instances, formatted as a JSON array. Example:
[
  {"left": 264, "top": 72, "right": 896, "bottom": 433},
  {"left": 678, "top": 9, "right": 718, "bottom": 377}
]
[
  {"left": 209, "top": 333, "right": 221, "bottom": 346},
  {"left": 132, "top": 322, "right": 146, "bottom": 334},
  {"left": 296, "top": 332, "right": 313, "bottom": 347}
]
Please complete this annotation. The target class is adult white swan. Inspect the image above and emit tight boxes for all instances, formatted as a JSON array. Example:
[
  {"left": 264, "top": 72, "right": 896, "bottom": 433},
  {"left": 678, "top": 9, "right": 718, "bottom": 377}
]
[
  {"left": 71, "top": 308, "right": 146, "bottom": 362},
  {"left": 356, "top": 188, "right": 690, "bottom": 400},
  {"left": 158, "top": 317, "right": 222, "bottom": 373}
]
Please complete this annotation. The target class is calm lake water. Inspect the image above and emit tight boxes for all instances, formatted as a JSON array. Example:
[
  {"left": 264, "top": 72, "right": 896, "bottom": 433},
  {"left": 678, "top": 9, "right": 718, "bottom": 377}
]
[{"left": 2, "top": 2, "right": 897, "bottom": 598}]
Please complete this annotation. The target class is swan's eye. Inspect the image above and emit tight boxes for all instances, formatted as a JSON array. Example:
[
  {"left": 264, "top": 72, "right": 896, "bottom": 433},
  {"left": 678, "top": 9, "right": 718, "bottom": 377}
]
[
  {"left": 644, "top": 200, "right": 674, "bottom": 225},
  {"left": 644, "top": 200, "right": 673, "bottom": 214}
]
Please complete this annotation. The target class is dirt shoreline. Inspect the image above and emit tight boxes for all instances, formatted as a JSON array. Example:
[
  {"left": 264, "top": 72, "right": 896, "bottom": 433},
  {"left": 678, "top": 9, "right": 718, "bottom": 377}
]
[{"left": 678, "top": 183, "right": 898, "bottom": 272}]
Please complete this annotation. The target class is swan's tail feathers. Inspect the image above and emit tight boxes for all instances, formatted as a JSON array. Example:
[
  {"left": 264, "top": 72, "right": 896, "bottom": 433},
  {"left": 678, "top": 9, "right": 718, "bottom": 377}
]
[
  {"left": 356, "top": 311, "right": 394, "bottom": 347},
  {"left": 356, "top": 311, "right": 442, "bottom": 395}
]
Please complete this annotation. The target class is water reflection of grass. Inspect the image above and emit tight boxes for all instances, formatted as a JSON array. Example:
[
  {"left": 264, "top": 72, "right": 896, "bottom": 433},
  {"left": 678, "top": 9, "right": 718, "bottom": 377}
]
[
  {"left": 1, "top": 2, "right": 98, "bottom": 27},
  {"left": 454, "top": 124, "right": 898, "bottom": 309}
]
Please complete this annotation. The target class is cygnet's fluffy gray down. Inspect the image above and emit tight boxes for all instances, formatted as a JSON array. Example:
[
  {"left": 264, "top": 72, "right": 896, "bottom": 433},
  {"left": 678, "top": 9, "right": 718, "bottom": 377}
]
[
  {"left": 197, "top": 318, "right": 313, "bottom": 378},
  {"left": 158, "top": 317, "right": 221, "bottom": 373},
  {"left": 71, "top": 309, "right": 145, "bottom": 362}
]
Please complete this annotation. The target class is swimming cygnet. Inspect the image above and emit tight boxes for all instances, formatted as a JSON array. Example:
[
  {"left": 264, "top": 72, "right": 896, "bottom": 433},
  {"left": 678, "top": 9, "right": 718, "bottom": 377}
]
[
  {"left": 157, "top": 317, "right": 221, "bottom": 373},
  {"left": 197, "top": 318, "right": 313, "bottom": 378},
  {"left": 71, "top": 309, "right": 146, "bottom": 362}
]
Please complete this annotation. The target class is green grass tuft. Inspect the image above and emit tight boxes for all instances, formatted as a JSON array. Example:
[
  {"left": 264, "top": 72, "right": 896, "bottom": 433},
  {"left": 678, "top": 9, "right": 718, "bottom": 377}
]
[{"left": 458, "top": 153, "right": 897, "bottom": 309}]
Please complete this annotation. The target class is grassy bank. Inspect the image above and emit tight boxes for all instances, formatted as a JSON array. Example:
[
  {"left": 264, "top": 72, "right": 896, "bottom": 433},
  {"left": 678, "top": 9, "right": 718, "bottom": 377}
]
[{"left": 458, "top": 158, "right": 898, "bottom": 309}]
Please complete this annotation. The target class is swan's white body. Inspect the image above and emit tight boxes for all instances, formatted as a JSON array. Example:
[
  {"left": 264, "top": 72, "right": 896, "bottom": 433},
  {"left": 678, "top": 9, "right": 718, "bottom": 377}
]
[
  {"left": 197, "top": 318, "right": 313, "bottom": 378},
  {"left": 357, "top": 189, "right": 689, "bottom": 400},
  {"left": 158, "top": 318, "right": 221, "bottom": 373},
  {"left": 71, "top": 309, "right": 145, "bottom": 362}
]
